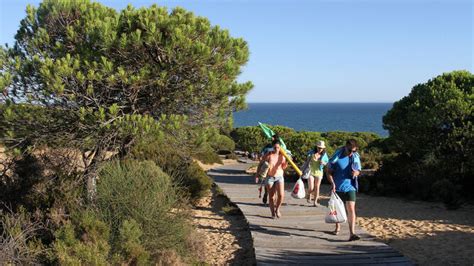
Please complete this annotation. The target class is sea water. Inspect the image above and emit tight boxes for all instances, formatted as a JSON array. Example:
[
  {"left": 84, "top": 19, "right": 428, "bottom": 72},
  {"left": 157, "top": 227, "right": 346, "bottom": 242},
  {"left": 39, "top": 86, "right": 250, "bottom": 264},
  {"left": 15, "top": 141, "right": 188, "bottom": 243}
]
[{"left": 233, "top": 103, "right": 393, "bottom": 137}]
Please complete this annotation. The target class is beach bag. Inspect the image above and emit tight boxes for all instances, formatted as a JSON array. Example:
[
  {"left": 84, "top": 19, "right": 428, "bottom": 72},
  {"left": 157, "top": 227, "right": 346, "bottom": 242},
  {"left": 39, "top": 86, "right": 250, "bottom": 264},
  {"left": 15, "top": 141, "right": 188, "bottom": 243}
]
[
  {"left": 300, "top": 156, "right": 312, "bottom": 180},
  {"left": 291, "top": 178, "right": 306, "bottom": 199},
  {"left": 256, "top": 160, "right": 270, "bottom": 180},
  {"left": 325, "top": 192, "right": 347, "bottom": 223}
]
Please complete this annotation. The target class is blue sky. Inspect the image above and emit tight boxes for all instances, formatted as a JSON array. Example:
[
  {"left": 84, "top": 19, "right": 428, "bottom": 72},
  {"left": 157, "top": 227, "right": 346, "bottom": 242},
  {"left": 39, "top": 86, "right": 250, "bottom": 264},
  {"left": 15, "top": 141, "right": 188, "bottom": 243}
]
[{"left": 1, "top": 0, "right": 472, "bottom": 102}]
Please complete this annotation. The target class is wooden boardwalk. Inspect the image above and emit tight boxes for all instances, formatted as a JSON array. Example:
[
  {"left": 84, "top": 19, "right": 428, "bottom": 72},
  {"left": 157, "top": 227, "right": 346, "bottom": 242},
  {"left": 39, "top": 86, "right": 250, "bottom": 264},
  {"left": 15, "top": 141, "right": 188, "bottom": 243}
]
[{"left": 208, "top": 162, "right": 413, "bottom": 265}]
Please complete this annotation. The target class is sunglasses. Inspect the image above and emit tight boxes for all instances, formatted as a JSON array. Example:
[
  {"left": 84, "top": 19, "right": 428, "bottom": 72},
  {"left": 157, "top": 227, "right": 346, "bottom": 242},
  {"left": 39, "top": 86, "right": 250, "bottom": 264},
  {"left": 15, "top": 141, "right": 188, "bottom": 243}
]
[{"left": 346, "top": 146, "right": 357, "bottom": 153}]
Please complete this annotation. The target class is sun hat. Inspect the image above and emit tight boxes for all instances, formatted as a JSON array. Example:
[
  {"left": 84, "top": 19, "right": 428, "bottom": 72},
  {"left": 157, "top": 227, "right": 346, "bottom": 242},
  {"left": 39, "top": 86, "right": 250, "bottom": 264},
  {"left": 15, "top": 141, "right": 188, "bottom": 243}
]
[{"left": 316, "top": 140, "right": 326, "bottom": 149}]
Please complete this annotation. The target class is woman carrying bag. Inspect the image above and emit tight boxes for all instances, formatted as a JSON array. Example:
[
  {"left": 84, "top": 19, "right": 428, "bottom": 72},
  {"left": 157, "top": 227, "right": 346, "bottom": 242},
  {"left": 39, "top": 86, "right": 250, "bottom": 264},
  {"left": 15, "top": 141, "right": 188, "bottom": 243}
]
[{"left": 306, "top": 141, "right": 329, "bottom": 206}]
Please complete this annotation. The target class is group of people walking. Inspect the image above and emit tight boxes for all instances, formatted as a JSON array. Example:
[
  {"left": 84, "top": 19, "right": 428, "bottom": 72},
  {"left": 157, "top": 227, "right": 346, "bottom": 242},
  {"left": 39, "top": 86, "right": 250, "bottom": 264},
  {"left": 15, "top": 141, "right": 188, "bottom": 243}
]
[{"left": 255, "top": 136, "right": 362, "bottom": 241}]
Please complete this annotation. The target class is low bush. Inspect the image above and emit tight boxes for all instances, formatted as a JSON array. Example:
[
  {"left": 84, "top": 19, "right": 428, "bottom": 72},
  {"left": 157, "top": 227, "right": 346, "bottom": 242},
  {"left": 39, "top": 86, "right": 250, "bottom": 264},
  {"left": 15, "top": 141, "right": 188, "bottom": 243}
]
[
  {"left": 0, "top": 207, "right": 48, "bottom": 265},
  {"left": 194, "top": 143, "right": 222, "bottom": 164},
  {"left": 431, "top": 179, "right": 462, "bottom": 210},
  {"left": 230, "top": 126, "right": 268, "bottom": 153},
  {"left": 183, "top": 161, "right": 214, "bottom": 199},
  {"left": 0, "top": 150, "right": 84, "bottom": 214},
  {"left": 231, "top": 126, "right": 383, "bottom": 168},
  {"left": 209, "top": 134, "right": 235, "bottom": 153},
  {"left": 284, "top": 131, "right": 325, "bottom": 164},
  {"left": 96, "top": 160, "right": 191, "bottom": 258},
  {"left": 225, "top": 152, "right": 238, "bottom": 160},
  {"left": 53, "top": 210, "right": 110, "bottom": 265},
  {"left": 129, "top": 138, "right": 213, "bottom": 200},
  {"left": 114, "top": 219, "right": 150, "bottom": 264}
]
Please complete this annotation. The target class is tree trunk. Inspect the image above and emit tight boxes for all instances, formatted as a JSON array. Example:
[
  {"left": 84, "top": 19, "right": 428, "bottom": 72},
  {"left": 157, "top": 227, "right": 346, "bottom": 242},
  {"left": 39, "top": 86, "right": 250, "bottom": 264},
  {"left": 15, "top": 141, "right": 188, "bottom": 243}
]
[{"left": 83, "top": 147, "right": 103, "bottom": 202}]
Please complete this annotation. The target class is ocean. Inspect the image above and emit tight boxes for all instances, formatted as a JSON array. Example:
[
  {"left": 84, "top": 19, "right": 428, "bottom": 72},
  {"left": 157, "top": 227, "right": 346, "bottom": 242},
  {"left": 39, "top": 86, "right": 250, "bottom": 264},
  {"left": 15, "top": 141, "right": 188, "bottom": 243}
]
[{"left": 233, "top": 103, "right": 393, "bottom": 137}]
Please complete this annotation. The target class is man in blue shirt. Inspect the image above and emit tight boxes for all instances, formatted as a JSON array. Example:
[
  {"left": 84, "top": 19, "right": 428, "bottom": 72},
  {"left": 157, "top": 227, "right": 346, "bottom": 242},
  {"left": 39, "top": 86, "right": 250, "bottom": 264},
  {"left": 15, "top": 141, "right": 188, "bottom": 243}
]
[{"left": 326, "top": 139, "right": 362, "bottom": 241}]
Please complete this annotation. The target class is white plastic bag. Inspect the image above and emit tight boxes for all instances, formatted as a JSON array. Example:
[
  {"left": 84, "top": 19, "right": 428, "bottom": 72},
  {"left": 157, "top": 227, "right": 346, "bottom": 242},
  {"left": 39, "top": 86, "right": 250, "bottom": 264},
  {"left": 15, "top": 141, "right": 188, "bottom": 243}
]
[
  {"left": 291, "top": 178, "right": 306, "bottom": 199},
  {"left": 325, "top": 192, "right": 347, "bottom": 223}
]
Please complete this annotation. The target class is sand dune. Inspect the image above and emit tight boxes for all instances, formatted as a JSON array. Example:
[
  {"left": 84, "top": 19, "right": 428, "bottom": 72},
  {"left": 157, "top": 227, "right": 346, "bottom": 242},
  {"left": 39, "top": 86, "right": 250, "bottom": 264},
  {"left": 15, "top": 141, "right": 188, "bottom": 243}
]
[
  {"left": 316, "top": 184, "right": 474, "bottom": 265},
  {"left": 355, "top": 192, "right": 474, "bottom": 265}
]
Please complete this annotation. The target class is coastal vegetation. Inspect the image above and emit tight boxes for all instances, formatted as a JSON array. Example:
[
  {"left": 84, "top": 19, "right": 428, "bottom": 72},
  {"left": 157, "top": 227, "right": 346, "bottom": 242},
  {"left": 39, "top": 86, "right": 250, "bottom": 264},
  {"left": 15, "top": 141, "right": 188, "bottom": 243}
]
[
  {"left": 378, "top": 70, "right": 473, "bottom": 208},
  {"left": 0, "top": 0, "right": 471, "bottom": 264},
  {"left": 0, "top": 0, "right": 250, "bottom": 263},
  {"left": 231, "top": 71, "right": 473, "bottom": 209}
]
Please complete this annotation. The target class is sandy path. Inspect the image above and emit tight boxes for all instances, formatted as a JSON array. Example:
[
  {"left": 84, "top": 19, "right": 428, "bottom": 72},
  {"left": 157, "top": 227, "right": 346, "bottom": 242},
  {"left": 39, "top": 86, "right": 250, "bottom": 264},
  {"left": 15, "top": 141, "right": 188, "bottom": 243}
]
[
  {"left": 191, "top": 187, "right": 255, "bottom": 265},
  {"left": 192, "top": 159, "right": 255, "bottom": 265}
]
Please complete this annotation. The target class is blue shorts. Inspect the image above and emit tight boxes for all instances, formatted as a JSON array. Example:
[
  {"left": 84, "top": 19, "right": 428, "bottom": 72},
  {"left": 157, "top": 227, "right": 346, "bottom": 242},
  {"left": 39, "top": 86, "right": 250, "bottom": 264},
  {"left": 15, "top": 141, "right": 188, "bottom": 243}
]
[{"left": 266, "top": 176, "right": 284, "bottom": 186}]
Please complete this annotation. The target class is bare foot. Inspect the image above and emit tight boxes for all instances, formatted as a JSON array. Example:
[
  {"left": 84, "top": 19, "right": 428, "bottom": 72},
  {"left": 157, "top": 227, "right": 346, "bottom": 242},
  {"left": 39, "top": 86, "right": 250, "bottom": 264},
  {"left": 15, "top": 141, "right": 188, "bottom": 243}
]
[
  {"left": 349, "top": 234, "right": 360, "bottom": 241},
  {"left": 276, "top": 209, "right": 282, "bottom": 218}
]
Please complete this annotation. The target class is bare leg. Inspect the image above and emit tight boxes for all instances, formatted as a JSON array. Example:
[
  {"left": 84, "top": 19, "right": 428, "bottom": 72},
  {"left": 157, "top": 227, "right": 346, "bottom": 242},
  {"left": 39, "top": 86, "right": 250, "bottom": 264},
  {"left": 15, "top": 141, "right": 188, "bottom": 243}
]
[
  {"left": 307, "top": 176, "right": 314, "bottom": 202},
  {"left": 263, "top": 186, "right": 268, "bottom": 205},
  {"left": 314, "top": 176, "right": 322, "bottom": 206},
  {"left": 274, "top": 181, "right": 285, "bottom": 218},
  {"left": 334, "top": 222, "right": 340, "bottom": 234},
  {"left": 267, "top": 183, "right": 276, "bottom": 217},
  {"left": 346, "top": 201, "right": 356, "bottom": 236}
]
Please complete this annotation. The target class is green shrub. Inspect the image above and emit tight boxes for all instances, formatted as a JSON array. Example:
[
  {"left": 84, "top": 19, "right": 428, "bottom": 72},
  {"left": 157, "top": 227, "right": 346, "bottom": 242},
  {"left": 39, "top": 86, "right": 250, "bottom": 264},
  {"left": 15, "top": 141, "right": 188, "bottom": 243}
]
[
  {"left": 321, "top": 131, "right": 379, "bottom": 152},
  {"left": 130, "top": 138, "right": 213, "bottom": 200},
  {"left": 96, "top": 160, "right": 191, "bottom": 257},
  {"left": 53, "top": 210, "right": 110, "bottom": 265},
  {"left": 0, "top": 207, "right": 47, "bottom": 265},
  {"left": 225, "top": 152, "right": 238, "bottom": 160},
  {"left": 359, "top": 148, "right": 385, "bottom": 170},
  {"left": 130, "top": 136, "right": 185, "bottom": 175},
  {"left": 382, "top": 70, "right": 474, "bottom": 202},
  {"left": 431, "top": 179, "right": 462, "bottom": 210},
  {"left": 115, "top": 219, "right": 150, "bottom": 264},
  {"left": 194, "top": 143, "right": 223, "bottom": 164},
  {"left": 371, "top": 153, "right": 440, "bottom": 200},
  {"left": 183, "top": 161, "right": 214, "bottom": 199},
  {"left": 285, "top": 131, "right": 325, "bottom": 164},
  {"left": 0, "top": 149, "right": 86, "bottom": 215},
  {"left": 270, "top": 125, "right": 297, "bottom": 140},
  {"left": 209, "top": 134, "right": 235, "bottom": 152},
  {"left": 231, "top": 126, "right": 382, "bottom": 168},
  {"left": 230, "top": 126, "right": 268, "bottom": 152}
]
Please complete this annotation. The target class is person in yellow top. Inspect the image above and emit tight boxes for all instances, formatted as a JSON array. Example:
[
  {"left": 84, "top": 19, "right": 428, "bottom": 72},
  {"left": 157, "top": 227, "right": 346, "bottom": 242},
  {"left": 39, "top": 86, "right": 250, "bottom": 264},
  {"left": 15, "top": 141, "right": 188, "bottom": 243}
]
[{"left": 306, "top": 141, "right": 329, "bottom": 206}]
